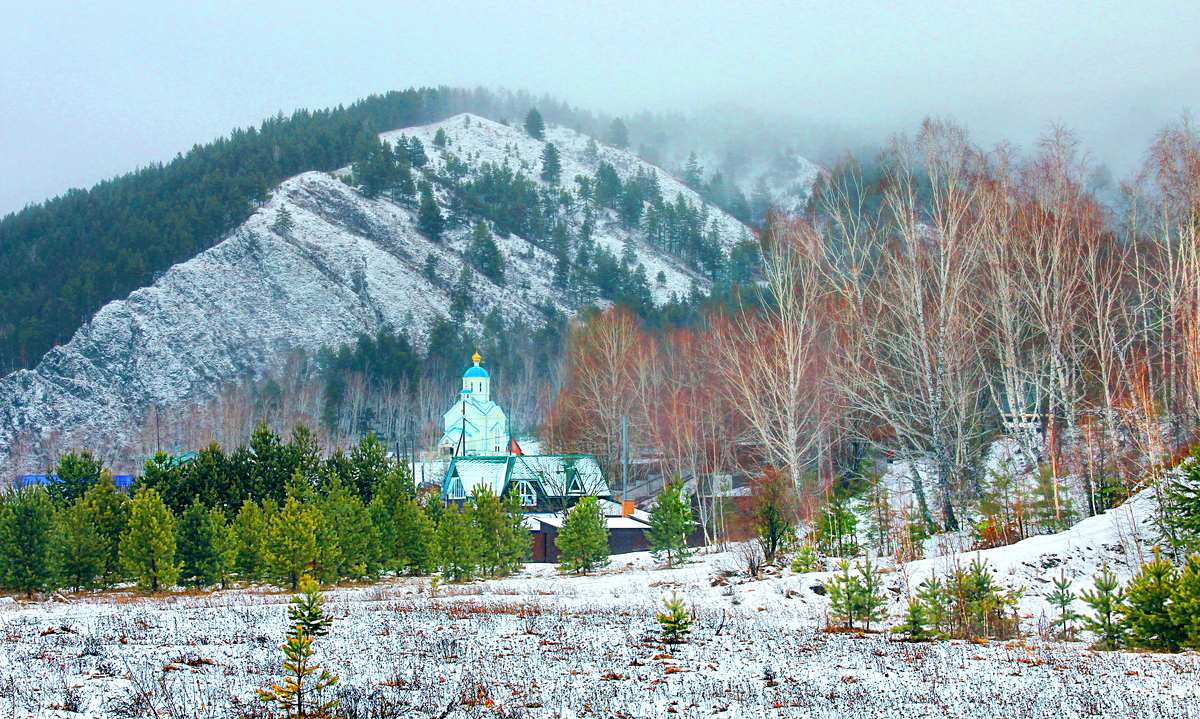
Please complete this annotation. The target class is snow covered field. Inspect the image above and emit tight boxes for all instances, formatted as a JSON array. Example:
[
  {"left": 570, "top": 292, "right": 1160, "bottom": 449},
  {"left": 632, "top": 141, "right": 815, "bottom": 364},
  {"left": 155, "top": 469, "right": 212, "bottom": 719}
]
[{"left": 2, "top": 505, "right": 1198, "bottom": 719}]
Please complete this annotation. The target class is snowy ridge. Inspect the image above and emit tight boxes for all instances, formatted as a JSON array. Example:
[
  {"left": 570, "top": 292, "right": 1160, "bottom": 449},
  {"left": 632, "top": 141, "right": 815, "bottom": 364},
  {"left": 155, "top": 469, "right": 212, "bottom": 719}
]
[{"left": 0, "top": 114, "right": 754, "bottom": 477}]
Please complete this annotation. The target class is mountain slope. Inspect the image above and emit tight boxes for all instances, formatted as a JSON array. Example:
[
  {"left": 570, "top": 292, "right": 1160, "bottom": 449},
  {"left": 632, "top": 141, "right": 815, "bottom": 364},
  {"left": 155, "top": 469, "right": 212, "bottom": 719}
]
[{"left": 0, "top": 114, "right": 752, "bottom": 478}]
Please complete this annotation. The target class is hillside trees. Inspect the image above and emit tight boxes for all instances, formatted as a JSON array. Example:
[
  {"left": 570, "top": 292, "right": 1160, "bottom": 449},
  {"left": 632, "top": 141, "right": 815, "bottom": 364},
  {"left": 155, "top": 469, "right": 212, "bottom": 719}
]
[
  {"left": 540, "top": 143, "right": 562, "bottom": 185},
  {"left": 524, "top": 108, "right": 546, "bottom": 140},
  {"left": 608, "top": 118, "right": 629, "bottom": 149}
]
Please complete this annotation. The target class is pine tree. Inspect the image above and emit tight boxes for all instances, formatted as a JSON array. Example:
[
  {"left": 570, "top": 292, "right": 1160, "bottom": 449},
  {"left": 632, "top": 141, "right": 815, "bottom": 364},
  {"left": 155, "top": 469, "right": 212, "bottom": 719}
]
[
  {"left": 1170, "top": 554, "right": 1200, "bottom": 648},
  {"left": 524, "top": 108, "right": 545, "bottom": 140},
  {"left": 234, "top": 498, "right": 270, "bottom": 581},
  {"left": 540, "top": 143, "right": 562, "bottom": 184},
  {"left": 555, "top": 496, "right": 609, "bottom": 574},
  {"left": 917, "top": 574, "right": 952, "bottom": 638},
  {"left": 288, "top": 577, "right": 334, "bottom": 637},
  {"left": 896, "top": 598, "right": 930, "bottom": 641},
  {"left": 178, "top": 497, "right": 218, "bottom": 587},
  {"left": 0, "top": 486, "right": 56, "bottom": 597},
  {"left": 120, "top": 487, "right": 181, "bottom": 593},
  {"left": 432, "top": 128, "right": 447, "bottom": 148},
  {"left": 50, "top": 449, "right": 105, "bottom": 507},
  {"left": 318, "top": 474, "right": 379, "bottom": 579},
  {"left": 417, "top": 186, "right": 444, "bottom": 241},
  {"left": 437, "top": 503, "right": 476, "bottom": 582},
  {"left": 584, "top": 136, "right": 600, "bottom": 162},
  {"left": 499, "top": 494, "right": 530, "bottom": 576},
  {"left": 790, "top": 541, "right": 821, "bottom": 573},
  {"left": 1046, "top": 568, "right": 1080, "bottom": 637},
  {"left": 273, "top": 205, "right": 294, "bottom": 234},
  {"left": 656, "top": 593, "right": 693, "bottom": 644},
  {"left": 648, "top": 478, "right": 694, "bottom": 567},
  {"left": 1164, "top": 452, "right": 1200, "bottom": 551},
  {"left": 468, "top": 486, "right": 506, "bottom": 577},
  {"left": 348, "top": 434, "right": 390, "bottom": 502},
  {"left": 1081, "top": 563, "right": 1126, "bottom": 649},
  {"left": 53, "top": 497, "right": 106, "bottom": 592},
  {"left": 857, "top": 556, "right": 887, "bottom": 631},
  {"left": 827, "top": 560, "right": 857, "bottom": 631},
  {"left": 684, "top": 152, "right": 703, "bottom": 189},
  {"left": 208, "top": 506, "right": 237, "bottom": 589},
  {"left": 407, "top": 136, "right": 428, "bottom": 168},
  {"left": 267, "top": 497, "right": 320, "bottom": 591},
  {"left": 258, "top": 588, "right": 339, "bottom": 719},
  {"left": 608, "top": 118, "right": 628, "bottom": 149},
  {"left": 83, "top": 472, "right": 128, "bottom": 586},
  {"left": 1125, "top": 549, "right": 1185, "bottom": 651},
  {"left": 466, "top": 220, "right": 505, "bottom": 285}
]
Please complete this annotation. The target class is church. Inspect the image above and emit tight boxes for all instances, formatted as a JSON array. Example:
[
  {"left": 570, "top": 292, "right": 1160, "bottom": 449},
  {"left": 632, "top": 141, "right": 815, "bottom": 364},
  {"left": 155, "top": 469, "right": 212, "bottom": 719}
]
[
  {"left": 437, "top": 352, "right": 654, "bottom": 561},
  {"left": 438, "top": 351, "right": 510, "bottom": 456}
]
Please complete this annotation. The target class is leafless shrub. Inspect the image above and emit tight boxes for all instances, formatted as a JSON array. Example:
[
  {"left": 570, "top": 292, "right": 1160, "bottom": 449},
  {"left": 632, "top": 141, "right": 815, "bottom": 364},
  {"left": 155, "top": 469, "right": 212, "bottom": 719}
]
[{"left": 738, "top": 542, "right": 765, "bottom": 578}]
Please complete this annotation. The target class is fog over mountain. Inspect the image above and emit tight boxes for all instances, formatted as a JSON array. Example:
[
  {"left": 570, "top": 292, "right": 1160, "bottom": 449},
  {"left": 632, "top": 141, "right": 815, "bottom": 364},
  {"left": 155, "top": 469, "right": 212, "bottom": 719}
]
[{"left": 3, "top": 0, "right": 1197, "bottom": 215}]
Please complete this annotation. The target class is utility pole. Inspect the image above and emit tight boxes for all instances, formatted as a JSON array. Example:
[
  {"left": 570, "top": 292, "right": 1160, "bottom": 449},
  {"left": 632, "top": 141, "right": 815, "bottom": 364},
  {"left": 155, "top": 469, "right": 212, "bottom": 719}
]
[{"left": 621, "top": 415, "right": 628, "bottom": 502}]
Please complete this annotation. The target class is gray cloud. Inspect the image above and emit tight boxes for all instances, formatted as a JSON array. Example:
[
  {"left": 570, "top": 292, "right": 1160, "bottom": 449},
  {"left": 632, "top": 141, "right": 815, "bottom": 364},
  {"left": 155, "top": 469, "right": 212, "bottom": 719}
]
[{"left": 2, "top": 0, "right": 1197, "bottom": 214}]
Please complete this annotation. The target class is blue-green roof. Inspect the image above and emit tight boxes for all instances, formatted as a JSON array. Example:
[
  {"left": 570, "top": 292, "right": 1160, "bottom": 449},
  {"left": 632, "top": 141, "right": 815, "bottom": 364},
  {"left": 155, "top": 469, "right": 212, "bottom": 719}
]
[{"left": 464, "top": 366, "right": 489, "bottom": 378}]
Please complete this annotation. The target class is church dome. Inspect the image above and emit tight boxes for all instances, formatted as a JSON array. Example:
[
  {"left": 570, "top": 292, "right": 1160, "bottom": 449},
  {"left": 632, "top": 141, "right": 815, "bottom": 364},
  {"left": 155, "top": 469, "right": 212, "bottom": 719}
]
[{"left": 464, "top": 366, "right": 489, "bottom": 379}]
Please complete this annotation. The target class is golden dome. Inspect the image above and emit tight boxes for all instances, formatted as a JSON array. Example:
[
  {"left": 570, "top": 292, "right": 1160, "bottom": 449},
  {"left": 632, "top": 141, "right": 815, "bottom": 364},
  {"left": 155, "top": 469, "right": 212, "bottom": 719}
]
[{"left": 472, "top": 350, "right": 482, "bottom": 363}]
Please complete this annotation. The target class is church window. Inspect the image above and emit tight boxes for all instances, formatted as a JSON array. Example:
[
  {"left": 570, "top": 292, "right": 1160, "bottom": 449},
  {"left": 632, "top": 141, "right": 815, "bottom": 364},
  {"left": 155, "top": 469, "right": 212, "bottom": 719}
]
[{"left": 515, "top": 480, "right": 537, "bottom": 506}]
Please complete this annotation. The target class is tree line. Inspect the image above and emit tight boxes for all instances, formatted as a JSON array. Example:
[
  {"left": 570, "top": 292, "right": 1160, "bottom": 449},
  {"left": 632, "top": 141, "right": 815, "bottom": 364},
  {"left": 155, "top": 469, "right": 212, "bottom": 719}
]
[{"left": 0, "top": 427, "right": 532, "bottom": 596}]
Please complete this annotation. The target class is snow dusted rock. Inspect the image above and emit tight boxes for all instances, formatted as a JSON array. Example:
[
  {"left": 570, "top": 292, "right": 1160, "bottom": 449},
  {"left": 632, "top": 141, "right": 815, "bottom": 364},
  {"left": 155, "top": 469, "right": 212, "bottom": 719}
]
[{"left": 0, "top": 114, "right": 753, "bottom": 478}]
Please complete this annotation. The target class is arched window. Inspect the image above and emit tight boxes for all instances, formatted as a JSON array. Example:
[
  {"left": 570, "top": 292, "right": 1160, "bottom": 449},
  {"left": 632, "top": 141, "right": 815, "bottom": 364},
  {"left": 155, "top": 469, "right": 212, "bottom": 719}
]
[{"left": 515, "top": 480, "right": 537, "bottom": 506}]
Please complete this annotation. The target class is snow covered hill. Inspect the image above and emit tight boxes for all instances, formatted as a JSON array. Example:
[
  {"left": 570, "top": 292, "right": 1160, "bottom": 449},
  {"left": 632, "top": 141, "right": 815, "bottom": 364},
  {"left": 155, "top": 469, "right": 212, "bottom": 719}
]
[{"left": 0, "top": 114, "right": 754, "bottom": 478}]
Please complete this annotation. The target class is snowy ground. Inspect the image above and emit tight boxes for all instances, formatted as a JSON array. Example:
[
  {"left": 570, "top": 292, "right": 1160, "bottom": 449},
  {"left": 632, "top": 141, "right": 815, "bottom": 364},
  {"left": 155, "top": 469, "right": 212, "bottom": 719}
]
[{"left": 2, "top": 493, "right": 1197, "bottom": 719}]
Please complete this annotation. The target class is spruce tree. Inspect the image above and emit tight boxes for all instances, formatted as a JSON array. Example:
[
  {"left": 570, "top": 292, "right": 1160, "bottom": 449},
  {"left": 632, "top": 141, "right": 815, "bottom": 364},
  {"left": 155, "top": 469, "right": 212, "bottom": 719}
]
[
  {"left": 648, "top": 478, "right": 694, "bottom": 567},
  {"left": 433, "top": 128, "right": 447, "bottom": 148},
  {"left": 54, "top": 497, "right": 106, "bottom": 592},
  {"left": 524, "top": 108, "right": 545, "bottom": 140},
  {"left": 437, "top": 503, "right": 477, "bottom": 582},
  {"left": 120, "top": 487, "right": 181, "bottom": 593},
  {"left": 0, "top": 485, "right": 56, "bottom": 597},
  {"left": 1125, "top": 549, "right": 1185, "bottom": 651},
  {"left": 540, "top": 143, "right": 562, "bottom": 184},
  {"left": 417, "top": 186, "right": 444, "bottom": 241},
  {"left": 83, "top": 472, "right": 129, "bottom": 586},
  {"left": 1081, "top": 563, "right": 1126, "bottom": 649},
  {"left": 178, "top": 497, "right": 218, "bottom": 587},
  {"left": 234, "top": 498, "right": 270, "bottom": 581},
  {"left": 1170, "top": 554, "right": 1200, "bottom": 648},
  {"left": 608, "top": 118, "right": 628, "bottom": 149},
  {"left": 266, "top": 497, "right": 320, "bottom": 590},
  {"left": 555, "top": 496, "right": 609, "bottom": 574}
]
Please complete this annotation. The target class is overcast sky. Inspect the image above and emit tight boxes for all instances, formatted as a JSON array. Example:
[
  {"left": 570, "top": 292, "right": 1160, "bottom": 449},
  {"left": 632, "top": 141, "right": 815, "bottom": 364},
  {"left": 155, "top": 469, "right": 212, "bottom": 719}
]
[{"left": 2, "top": 0, "right": 1197, "bottom": 215}]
